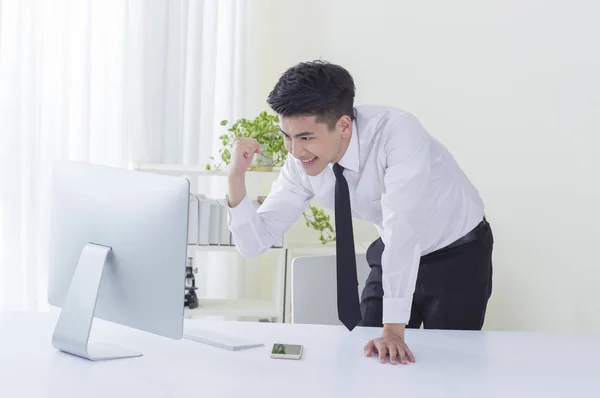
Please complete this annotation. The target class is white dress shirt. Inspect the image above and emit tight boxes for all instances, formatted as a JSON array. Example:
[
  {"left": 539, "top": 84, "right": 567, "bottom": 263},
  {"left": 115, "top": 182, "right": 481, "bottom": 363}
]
[{"left": 227, "top": 105, "right": 485, "bottom": 324}]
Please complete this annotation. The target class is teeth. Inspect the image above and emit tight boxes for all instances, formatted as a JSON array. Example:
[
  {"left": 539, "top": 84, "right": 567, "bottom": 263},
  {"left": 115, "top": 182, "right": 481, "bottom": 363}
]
[{"left": 301, "top": 157, "right": 316, "bottom": 163}]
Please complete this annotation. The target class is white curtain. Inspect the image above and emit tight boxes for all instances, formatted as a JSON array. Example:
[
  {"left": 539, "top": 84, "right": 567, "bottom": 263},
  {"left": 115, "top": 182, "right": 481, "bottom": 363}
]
[{"left": 0, "top": 0, "right": 254, "bottom": 311}]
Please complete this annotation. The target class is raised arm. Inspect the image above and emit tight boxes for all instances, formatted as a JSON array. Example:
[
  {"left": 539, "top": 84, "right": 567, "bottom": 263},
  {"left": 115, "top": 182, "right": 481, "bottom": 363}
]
[{"left": 227, "top": 137, "right": 313, "bottom": 257}]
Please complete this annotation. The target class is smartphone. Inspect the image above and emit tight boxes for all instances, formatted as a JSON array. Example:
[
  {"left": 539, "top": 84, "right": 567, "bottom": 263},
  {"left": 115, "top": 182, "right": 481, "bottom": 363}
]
[{"left": 270, "top": 343, "right": 303, "bottom": 360}]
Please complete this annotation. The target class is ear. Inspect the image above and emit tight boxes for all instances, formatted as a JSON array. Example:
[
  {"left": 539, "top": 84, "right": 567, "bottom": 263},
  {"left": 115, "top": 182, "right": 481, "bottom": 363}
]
[{"left": 338, "top": 115, "right": 352, "bottom": 138}]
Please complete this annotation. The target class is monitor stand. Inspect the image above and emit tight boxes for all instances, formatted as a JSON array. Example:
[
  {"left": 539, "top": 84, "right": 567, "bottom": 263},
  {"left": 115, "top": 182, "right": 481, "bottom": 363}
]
[{"left": 51, "top": 243, "right": 143, "bottom": 361}]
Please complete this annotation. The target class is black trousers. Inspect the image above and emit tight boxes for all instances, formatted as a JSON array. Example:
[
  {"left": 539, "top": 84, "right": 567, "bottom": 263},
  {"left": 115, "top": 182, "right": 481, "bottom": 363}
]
[{"left": 359, "top": 219, "right": 494, "bottom": 330}]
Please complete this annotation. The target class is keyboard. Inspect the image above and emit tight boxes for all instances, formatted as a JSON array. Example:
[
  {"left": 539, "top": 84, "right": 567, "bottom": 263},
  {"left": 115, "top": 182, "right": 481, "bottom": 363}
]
[{"left": 183, "top": 328, "right": 264, "bottom": 351}]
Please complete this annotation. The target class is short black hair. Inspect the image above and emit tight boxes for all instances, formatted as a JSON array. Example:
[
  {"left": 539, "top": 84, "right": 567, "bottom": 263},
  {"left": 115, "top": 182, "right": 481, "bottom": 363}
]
[{"left": 266, "top": 60, "right": 355, "bottom": 130}]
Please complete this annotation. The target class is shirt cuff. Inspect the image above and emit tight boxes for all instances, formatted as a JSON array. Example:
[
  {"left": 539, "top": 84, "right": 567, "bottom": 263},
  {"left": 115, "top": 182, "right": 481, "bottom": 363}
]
[
  {"left": 382, "top": 297, "right": 413, "bottom": 325},
  {"left": 227, "top": 194, "right": 255, "bottom": 228}
]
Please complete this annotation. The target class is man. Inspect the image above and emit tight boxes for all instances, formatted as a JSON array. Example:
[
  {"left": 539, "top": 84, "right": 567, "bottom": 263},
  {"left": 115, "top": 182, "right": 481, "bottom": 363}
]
[{"left": 226, "top": 60, "right": 494, "bottom": 365}]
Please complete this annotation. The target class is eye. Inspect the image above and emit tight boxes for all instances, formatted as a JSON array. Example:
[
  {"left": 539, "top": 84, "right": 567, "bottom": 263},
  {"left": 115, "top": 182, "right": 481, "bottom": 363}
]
[{"left": 301, "top": 136, "right": 312, "bottom": 141}]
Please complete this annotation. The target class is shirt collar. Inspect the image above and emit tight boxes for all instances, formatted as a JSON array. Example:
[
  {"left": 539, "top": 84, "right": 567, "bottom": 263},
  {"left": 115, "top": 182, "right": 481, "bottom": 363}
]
[{"left": 335, "top": 117, "right": 360, "bottom": 173}]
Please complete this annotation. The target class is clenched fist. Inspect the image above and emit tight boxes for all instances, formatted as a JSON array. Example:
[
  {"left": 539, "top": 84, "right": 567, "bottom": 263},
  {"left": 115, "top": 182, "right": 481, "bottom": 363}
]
[{"left": 229, "top": 137, "right": 261, "bottom": 177}]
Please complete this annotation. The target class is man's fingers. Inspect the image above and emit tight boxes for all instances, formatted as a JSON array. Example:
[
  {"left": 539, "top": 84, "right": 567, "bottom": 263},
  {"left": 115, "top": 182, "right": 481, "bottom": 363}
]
[
  {"left": 364, "top": 337, "right": 415, "bottom": 365},
  {"left": 233, "top": 138, "right": 260, "bottom": 156},
  {"left": 377, "top": 342, "right": 387, "bottom": 363},
  {"left": 398, "top": 348, "right": 408, "bottom": 365},
  {"left": 405, "top": 345, "right": 416, "bottom": 363},
  {"left": 244, "top": 145, "right": 259, "bottom": 156},
  {"left": 363, "top": 340, "right": 375, "bottom": 357},
  {"left": 247, "top": 144, "right": 260, "bottom": 154},
  {"left": 388, "top": 345, "right": 398, "bottom": 365}
]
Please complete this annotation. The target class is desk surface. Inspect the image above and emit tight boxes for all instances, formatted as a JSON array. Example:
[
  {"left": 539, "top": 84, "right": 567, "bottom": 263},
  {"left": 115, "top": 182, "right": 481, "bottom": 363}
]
[{"left": 1, "top": 311, "right": 599, "bottom": 397}]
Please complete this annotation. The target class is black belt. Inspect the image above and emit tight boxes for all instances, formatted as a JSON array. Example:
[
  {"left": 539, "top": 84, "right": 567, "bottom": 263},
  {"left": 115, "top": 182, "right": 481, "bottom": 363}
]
[
  {"left": 438, "top": 217, "right": 488, "bottom": 252},
  {"left": 366, "top": 217, "right": 489, "bottom": 267}
]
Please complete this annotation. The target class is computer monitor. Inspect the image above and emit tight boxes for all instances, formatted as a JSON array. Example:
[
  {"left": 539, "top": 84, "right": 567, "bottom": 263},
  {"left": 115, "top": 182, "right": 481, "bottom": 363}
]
[{"left": 47, "top": 160, "right": 190, "bottom": 361}]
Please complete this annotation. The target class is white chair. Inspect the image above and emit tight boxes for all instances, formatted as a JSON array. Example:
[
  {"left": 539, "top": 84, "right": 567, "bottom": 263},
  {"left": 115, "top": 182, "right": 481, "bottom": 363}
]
[{"left": 290, "top": 253, "right": 372, "bottom": 325}]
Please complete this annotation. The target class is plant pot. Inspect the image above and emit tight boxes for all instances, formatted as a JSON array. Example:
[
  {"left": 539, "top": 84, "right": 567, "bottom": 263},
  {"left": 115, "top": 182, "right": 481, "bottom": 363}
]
[{"left": 251, "top": 144, "right": 273, "bottom": 171}]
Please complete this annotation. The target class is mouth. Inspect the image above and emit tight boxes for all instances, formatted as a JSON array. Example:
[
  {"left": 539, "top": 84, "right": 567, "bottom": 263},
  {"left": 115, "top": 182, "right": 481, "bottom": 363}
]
[{"left": 300, "top": 156, "right": 318, "bottom": 167}]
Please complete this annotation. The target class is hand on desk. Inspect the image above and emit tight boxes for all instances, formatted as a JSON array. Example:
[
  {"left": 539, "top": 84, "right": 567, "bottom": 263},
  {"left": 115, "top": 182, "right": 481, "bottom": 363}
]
[{"left": 364, "top": 323, "right": 415, "bottom": 365}]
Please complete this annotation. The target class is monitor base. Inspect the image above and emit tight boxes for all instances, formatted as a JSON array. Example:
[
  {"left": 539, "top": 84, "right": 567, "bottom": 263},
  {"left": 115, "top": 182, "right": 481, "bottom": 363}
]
[{"left": 51, "top": 243, "right": 143, "bottom": 361}]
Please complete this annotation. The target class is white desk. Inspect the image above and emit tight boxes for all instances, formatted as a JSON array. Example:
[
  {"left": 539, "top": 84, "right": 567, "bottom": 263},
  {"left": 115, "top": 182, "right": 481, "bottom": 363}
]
[{"left": 1, "top": 311, "right": 599, "bottom": 397}]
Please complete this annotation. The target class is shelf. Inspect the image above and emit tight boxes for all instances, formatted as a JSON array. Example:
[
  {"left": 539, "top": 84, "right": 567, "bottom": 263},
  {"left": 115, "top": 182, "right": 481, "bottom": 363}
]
[
  {"left": 137, "top": 163, "right": 281, "bottom": 176},
  {"left": 184, "top": 299, "right": 279, "bottom": 319},
  {"left": 186, "top": 242, "right": 371, "bottom": 253},
  {"left": 188, "top": 244, "right": 285, "bottom": 252},
  {"left": 137, "top": 161, "right": 286, "bottom": 322},
  {"left": 285, "top": 241, "right": 371, "bottom": 254}
]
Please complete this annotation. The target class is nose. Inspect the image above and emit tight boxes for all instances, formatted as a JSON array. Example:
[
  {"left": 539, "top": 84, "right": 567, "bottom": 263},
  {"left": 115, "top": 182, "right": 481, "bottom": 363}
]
[{"left": 290, "top": 139, "right": 304, "bottom": 159}]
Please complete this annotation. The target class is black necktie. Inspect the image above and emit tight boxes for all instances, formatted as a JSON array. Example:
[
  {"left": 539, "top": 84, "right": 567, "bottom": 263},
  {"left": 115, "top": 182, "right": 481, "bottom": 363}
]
[{"left": 333, "top": 163, "right": 362, "bottom": 331}]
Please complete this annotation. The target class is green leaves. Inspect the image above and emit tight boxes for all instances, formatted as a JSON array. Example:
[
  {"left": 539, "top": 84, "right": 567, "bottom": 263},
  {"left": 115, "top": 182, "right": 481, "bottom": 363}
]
[
  {"left": 207, "top": 111, "right": 286, "bottom": 171},
  {"left": 302, "top": 205, "right": 336, "bottom": 244}
]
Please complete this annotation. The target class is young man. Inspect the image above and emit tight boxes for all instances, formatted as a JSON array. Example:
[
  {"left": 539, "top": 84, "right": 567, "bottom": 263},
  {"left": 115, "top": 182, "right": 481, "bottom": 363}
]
[{"left": 226, "top": 60, "right": 494, "bottom": 365}]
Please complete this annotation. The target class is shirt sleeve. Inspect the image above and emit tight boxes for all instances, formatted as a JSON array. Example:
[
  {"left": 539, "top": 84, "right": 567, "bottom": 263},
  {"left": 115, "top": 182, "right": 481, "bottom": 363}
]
[
  {"left": 227, "top": 155, "right": 314, "bottom": 257},
  {"left": 380, "top": 112, "right": 431, "bottom": 325}
]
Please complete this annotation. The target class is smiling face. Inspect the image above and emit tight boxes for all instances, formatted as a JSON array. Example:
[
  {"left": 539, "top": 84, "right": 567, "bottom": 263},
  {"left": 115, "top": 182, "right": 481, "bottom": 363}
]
[
  {"left": 280, "top": 114, "right": 353, "bottom": 176},
  {"left": 267, "top": 60, "right": 357, "bottom": 175}
]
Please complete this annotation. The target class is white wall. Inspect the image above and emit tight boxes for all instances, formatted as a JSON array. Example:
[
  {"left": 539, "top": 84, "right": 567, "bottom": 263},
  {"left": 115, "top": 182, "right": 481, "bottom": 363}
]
[{"left": 259, "top": 0, "right": 600, "bottom": 332}]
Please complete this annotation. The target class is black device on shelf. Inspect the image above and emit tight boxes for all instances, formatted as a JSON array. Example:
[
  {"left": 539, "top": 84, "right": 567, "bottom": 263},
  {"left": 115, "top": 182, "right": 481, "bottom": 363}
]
[{"left": 184, "top": 257, "right": 199, "bottom": 309}]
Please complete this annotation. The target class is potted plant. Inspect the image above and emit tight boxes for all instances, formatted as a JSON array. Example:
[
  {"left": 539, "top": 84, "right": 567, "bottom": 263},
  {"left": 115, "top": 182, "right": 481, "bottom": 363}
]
[
  {"left": 207, "top": 111, "right": 336, "bottom": 244},
  {"left": 206, "top": 111, "right": 286, "bottom": 172}
]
